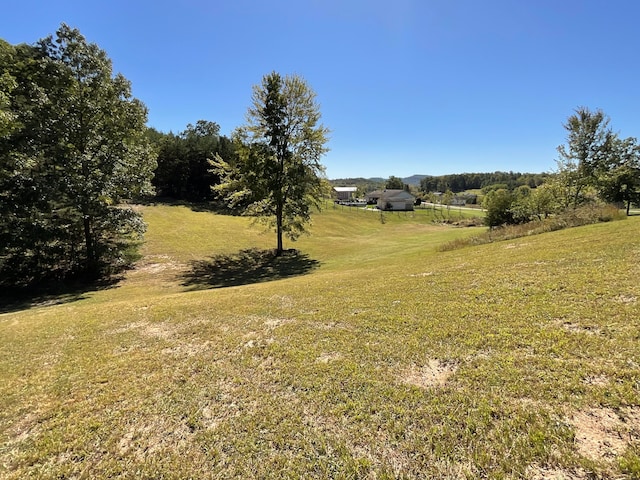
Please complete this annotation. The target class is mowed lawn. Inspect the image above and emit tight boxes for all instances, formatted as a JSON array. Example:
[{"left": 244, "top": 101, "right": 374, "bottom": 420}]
[{"left": 1, "top": 204, "right": 639, "bottom": 479}]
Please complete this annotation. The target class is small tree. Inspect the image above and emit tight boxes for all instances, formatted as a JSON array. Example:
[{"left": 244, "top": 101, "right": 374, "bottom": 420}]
[
  {"left": 483, "top": 189, "right": 514, "bottom": 227},
  {"left": 214, "top": 72, "right": 329, "bottom": 255}
]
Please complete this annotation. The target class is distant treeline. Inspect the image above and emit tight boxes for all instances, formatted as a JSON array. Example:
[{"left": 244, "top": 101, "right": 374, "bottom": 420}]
[
  {"left": 419, "top": 172, "right": 549, "bottom": 193},
  {"left": 329, "top": 173, "right": 550, "bottom": 195}
]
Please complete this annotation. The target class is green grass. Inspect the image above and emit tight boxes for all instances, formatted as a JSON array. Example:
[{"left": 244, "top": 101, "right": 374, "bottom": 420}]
[{"left": 1, "top": 204, "right": 639, "bottom": 479}]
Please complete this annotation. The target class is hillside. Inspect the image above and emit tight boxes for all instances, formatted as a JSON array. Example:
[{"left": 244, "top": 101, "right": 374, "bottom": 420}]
[{"left": 1, "top": 205, "right": 639, "bottom": 479}]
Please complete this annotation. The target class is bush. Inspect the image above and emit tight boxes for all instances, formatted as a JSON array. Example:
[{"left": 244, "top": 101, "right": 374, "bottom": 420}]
[{"left": 439, "top": 204, "right": 626, "bottom": 251}]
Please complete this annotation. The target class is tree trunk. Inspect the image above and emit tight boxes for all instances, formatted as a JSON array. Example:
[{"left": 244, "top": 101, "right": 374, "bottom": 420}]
[
  {"left": 627, "top": 199, "right": 631, "bottom": 216},
  {"left": 276, "top": 201, "right": 283, "bottom": 256},
  {"left": 83, "top": 214, "right": 96, "bottom": 271}
]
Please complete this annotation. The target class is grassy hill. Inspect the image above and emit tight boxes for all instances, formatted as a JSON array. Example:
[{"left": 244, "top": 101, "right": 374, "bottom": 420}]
[{"left": 1, "top": 204, "right": 639, "bottom": 479}]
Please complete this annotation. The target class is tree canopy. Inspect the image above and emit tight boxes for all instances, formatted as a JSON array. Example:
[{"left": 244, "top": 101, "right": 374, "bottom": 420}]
[
  {"left": 150, "top": 120, "right": 236, "bottom": 201},
  {"left": 0, "top": 25, "right": 156, "bottom": 286},
  {"left": 214, "top": 72, "right": 329, "bottom": 255}
]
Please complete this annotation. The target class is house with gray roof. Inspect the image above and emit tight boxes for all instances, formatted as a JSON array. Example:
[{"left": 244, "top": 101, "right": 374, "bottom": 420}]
[{"left": 367, "top": 189, "right": 415, "bottom": 211}]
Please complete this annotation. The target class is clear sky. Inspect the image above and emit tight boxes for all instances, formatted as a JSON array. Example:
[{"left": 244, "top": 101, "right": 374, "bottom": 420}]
[{"left": 2, "top": 0, "right": 639, "bottom": 179}]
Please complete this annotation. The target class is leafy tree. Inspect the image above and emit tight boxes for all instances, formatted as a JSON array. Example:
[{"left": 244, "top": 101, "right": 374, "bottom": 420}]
[
  {"left": 214, "top": 72, "right": 329, "bottom": 255},
  {"left": 556, "top": 107, "right": 614, "bottom": 208},
  {"left": 597, "top": 136, "right": 640, "bottom": 215},
  {"left": 0, "top": 41, "right": 18, "bottom": 138},
  {"left": 151, "top": 121, "right": 236, "bottom": 201},
  {"left": 0, "top": 25, "right": 156, "bottom": 285},
  {"left": 385, "top": 175, "right": 404, "bottom": 190},
  {"left": 483, "top": 189, "right": 514, "bottom": 227}
]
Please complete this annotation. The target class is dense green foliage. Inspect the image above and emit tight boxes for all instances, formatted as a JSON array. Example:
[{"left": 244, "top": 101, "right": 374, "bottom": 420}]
[
  {"left": 420, "top": 171, "right": 548, "bottom": 193},
  {"left": 482, "top": 108, "right": 640, "bottom": 227},
  {"left": 214, "top": 72, "right": 330, "bottom": 255},
  {"left": 385, "top": 175, "right": 405, "bottom": 190},
  {"left": 0, "top": 25, "right": 155, "bottom": 286},
  {"left": 150, "top": 120, "right": 236, "bottom": 201}
]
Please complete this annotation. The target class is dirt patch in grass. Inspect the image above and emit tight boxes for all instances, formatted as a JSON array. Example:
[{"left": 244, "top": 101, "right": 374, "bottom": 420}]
[
  {"left": 613, "top": 294, "right": 637, "bottom": 304},
  {"left": 134, "top": 255, "right": 183, "bottom": 274},
  {"left": 161, "top": 340, "right": 211, "bottom": 357},
  {"left": 582, "top": 374, "right": 610, "bottom": 387},
  {"left": 401, "top": 359, "right": 458, "bottom": 388},
  {"left": 554, "top": 319, "right": 601, "bottom": 336},
  {"left": 110, "top": 321, "right": 176, "bottom": 340},
  {"left": 526, "top": 465, "right": 588, "bottom": 479},
  {"left": 571, "top": 407, "right": 640, "bottom": 462},
  {"left": 117, "top": 414, "right": 192, "bottom": 459},
  {"left": 316, "top": 352, "right": 343, "bottom": 363}
]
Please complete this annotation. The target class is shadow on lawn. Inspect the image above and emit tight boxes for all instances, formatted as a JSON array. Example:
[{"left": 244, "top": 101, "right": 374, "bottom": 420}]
[
  {"left": 0, "top": 275, "right": 122, "bottom": 315},
  {"left": 181, "top": 248, "right": 320, "bottom": 290}
]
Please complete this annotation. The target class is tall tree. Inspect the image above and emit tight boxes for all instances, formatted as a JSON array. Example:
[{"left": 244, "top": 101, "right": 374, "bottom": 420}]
[
  {"left": 0, "top": 25, "right": 156, "bottom": 285},
  {"left": 556, "top": 107, "right": 614, "bottom": 208},
  {"left": 214, "top": 72, "right": 329, "bottom": 255}
]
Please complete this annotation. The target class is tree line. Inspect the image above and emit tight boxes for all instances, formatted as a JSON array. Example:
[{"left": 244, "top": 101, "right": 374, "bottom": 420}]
[{"left": 419, "top": 172, "right": 548, "bottom": 193}]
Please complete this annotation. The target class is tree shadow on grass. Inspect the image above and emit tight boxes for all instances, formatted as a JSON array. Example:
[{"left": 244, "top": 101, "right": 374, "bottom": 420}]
[
  {"left": 181, "top": 248, "right": 320, "bottom": 290},
  {"left": 0, "top": 275, "right": 122, "bottom": 315}
]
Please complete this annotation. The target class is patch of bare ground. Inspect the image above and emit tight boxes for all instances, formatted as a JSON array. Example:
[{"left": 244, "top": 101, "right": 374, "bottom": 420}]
[
  {"left": 117, "top": 414, "right": 193, "bottom": 459},
  {"left": 4, "top": 410, "right": 42, "bottom": 446},
  {"left": 505, "top": 243, "right": 530, "bottom": 249},
  {"left": 526, "top": 465, "right": 588, "bottom": 479},
  {"left": 110, "top": 321, "right": 176, "bottom": 340},
  {"left": 571, "top": 406, "right": 640, "bottom": 462},
  {"left": 161, "top": 340, "right": 211, "bottom": 357},
  {"left": 316, "top": 352, "right": 342, "bottom": 364},
  {"left": 553, "top": 319, "right": 601, "bottom": 336},
  {"left": 269, "top": 294, "right": 295, "bottom": 308},
  {"left": 613, "top": 294, "right": 637, "bottom": 304},
  {"left": 261, "top": 316, "right": 295, "bottom": 329},
  {"left": 133, "top": 255, "right": 183, "bottom": 274},
  {"left": 401, "top": 359, "right": 458, "bottom": 389},
  {"left": 582, "top": 374, "right": 610, "bottom": 387},
  {"left": 408, "top": 271, "right": 434, "bottom": 277}
]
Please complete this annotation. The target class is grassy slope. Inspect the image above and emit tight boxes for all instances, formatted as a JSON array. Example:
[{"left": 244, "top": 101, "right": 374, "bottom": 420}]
[{"left": 1, "top": 205, "right": 639, "bottom": 479}]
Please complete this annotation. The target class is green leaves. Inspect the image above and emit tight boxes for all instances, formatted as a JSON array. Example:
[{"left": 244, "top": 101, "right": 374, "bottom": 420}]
[
  {"left": 218, "top": 72, "right": 329, "bottom": 254},
  {"left": 0, "top": 25, "right": 156, "bottom": 285}
]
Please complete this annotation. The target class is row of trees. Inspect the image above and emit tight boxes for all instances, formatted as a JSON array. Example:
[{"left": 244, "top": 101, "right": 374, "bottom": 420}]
[
  {"left": 149, "top": 120, "right": 235, "bottom": 201},
  {"left": 483, "top": 107, "right": 640, "bottom": 226},
  {"left": 420, "top": 172, "right": 548, "bottom": 193},
  {"left": 1, "top": 26, "right": 156, "bottom": 286}
]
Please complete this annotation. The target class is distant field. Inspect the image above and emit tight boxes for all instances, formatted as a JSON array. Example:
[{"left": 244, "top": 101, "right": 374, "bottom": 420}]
[{"left": 1, "top": 205, "right": 639, "bottom": 479}]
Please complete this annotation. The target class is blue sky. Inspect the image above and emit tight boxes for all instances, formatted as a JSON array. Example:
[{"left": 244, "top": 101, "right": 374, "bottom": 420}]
[{"left": 2, "top": 0, "right": 639, "bottom": 179}]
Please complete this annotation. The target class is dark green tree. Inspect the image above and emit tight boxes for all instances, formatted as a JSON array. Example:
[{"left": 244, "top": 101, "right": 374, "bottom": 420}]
[
  {"left": 214, "top": 72, "right": 329, "bottom": 255},
  {"left": 0, "top": 25, "right": 156, "bottom": 285},
  {"left": 151, "top": 121, "right": 235, "bottom": 201},
  {"left": 385, "top": 175, "right": 404, "bottom": 190}
]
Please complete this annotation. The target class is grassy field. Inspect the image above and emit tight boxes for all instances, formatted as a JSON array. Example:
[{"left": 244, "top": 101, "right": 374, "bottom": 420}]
[{"left": 1, "top": 204, "right": 639, "bottom": 479}]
